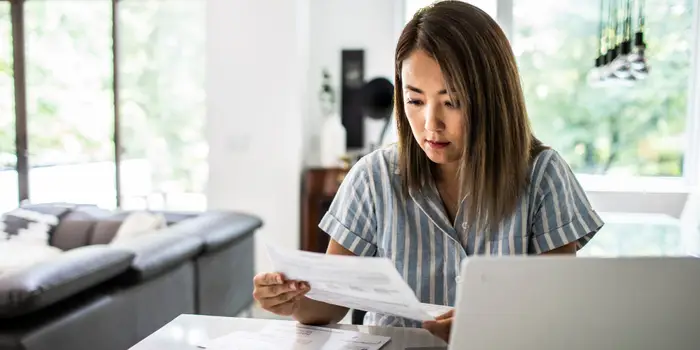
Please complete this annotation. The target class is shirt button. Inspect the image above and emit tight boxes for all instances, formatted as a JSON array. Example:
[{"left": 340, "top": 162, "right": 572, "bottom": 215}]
[
  {"left": 455, "top": 276, "right": 462, "bottom": 283},
  {"left": 461, "top": 223, "right": 467, "bottom": 230}
]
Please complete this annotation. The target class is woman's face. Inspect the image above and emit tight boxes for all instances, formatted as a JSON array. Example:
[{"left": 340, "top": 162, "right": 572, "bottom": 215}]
[{"left": 401, "top": 49, "right": 465, "bottom": 166}]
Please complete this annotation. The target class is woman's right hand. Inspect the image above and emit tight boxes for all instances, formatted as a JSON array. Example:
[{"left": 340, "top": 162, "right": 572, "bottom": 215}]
[{"left": 252, "top": 272, "right": 310, "bottom": 316}]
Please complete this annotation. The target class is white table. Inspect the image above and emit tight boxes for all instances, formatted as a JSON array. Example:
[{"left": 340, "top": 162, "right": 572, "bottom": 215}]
[{"left": 129, "top": 314, "right": 448, "bottom": 350}]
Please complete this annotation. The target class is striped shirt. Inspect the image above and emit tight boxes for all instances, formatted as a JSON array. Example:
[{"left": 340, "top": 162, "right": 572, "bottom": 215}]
[{"left": 318, "top": 144, "right": 604, "bottom": 327}]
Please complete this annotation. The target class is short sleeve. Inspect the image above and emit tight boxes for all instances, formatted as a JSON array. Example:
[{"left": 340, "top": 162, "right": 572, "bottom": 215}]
[
  {"left": 318, "top": 157, "right": 377, "bottom": 256},
  {"left": 530, "top": 151, "right": 604, "bottom": 253}
]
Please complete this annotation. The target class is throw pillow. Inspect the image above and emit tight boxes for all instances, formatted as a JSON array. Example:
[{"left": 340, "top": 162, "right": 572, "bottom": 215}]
[
  {"left": 0, "top": 207, "right": 62, "bottom": 246},
  {"left": 0, "top": 241, "right": 63, "bottom": 277},
  {"left": 110, "top": 211, "right": 167, "bottom": 244},
  {"left": 51, "top": 205, "right": 114, "bottom": 250}
]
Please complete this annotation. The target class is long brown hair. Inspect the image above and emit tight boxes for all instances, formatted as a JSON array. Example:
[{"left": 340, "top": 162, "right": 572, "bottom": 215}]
[{"left": 395, "top": 0, "right": 546, "bottom": 232}]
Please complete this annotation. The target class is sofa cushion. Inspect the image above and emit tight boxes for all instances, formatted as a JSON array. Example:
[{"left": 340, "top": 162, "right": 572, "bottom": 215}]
[
  {"left": 51, "top": 206, "right": 112, "bottom": 250},
  {"left": 17, "top": 203, "right": 74, "bottom": 218},
  {"left": 90, "top": 220, "right": 125, "bottom": 245},
  {"left": 0, "top": 207, "right": 63, "bottom": 246},
  {"left": 111, "top": 232, "right": 202, "bottom": 283},
  {"left": 51, "top": 219, "right": 96, "bottom": 251},
  {"left": 0, "top": 245, "right": 135, "bottom": 318},
  {"left": 0, "top": 242, "right": 63, "bottom": 277},
  {"left": 88, "top": 211, "right": 164, "bottom": 246},
  {"left": 110, "top": 211, "right": 167, "bottom": 244}
]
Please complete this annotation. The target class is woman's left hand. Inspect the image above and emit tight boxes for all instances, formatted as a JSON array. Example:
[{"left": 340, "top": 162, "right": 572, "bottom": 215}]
[{"left": 422, "top": 309, "right": 454, "bottom": 342}]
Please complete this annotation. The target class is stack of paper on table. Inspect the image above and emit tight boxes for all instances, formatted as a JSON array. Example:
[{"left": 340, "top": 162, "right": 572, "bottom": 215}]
[
  {"left": 198, "top": 321, "right": 391, "bottom": 350},
  {"left": 266, "top": 245, "right": 453, "bottom": 322}
]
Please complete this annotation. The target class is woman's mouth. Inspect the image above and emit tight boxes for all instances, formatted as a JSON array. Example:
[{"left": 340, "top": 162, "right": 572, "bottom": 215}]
[{"left": 426, "top": 140, "right": 450, "bottom": 149}]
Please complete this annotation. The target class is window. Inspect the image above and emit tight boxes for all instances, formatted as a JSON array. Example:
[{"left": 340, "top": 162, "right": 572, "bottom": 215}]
[
  {"left": 117, "top": 0, "right": 207, "bottom": 211},
  {"left": 0, "top": 0, "right": 207, "bottom": 211},
  {"left": 0, "top": 1, "right": 16, "bottom": 213},
  {"left": 24, "top": 0, "right": 117, "bottom": 208},
  {"left": 514, "top": 0, "right": 696, "bottom": 178}
]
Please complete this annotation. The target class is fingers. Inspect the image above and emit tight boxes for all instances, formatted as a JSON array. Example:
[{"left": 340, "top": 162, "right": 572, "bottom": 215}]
[
  {"left": 253, "top": 272, "right": 308, "bottom": 297},
  {"left": 252, "top": 272, "right": 312, "bottom": 316},
  {"left": 267, "top": 281, "right": 301, "bottom": 296},
  {"left": 253, "top": 272, "right": 284, "bottom": 286},
  {"left": 435, "top": 309, "right": 454, "bottom": 320},
  {"left": 268, "top": 292, "right": 308, "bottom": 315},
  {"left": 253, "top": 281, "right": 309, "bottom": 307},
  {"left": 422, "top": 318, "right": 446, "bottom": 330},
  {"left": 266, "top": 289, "right": 307, "bottom": 307},
  {"left": 422, "top": 320, "right": 444, "bottom": 337},
  {"left": 422, "top": 318, "right": 453, "bottom": 343},
  {"left": 422, "top": 320, "right": 438, "bottom": 332}
]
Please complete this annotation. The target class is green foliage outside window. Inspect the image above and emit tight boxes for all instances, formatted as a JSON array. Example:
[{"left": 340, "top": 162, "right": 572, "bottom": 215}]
[
  {"left": 0, "top": 1, "right": 207, "bottom": 198},
  {"left": 515, "top": 0, "right": 694, "bottom": 176}
]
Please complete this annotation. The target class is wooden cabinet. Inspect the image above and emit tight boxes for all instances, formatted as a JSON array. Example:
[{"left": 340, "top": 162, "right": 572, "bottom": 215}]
[{"left": 299, "top": 167, "right": 349, "bottom": 253}]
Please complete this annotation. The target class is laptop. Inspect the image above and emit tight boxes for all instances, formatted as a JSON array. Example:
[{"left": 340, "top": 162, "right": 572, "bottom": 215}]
[{"left": 448, "top": 256, "right": 700, "bottom": 350}]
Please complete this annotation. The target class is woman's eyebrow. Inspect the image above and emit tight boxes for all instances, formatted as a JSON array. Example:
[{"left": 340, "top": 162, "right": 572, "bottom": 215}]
[{"left": 405, "top": 85, "right": 448, "bottom": 95}]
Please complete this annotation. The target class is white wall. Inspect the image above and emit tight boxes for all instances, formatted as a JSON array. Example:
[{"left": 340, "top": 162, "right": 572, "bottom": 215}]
[
  {"left": 305, "top": 0, "right": 403, "bottom": 165},
  {"left": 207, "top": 0, "right": 402, "bottom": 274},
  {"left": 206, "top": 0, "right": 309, "bottom": 274}
]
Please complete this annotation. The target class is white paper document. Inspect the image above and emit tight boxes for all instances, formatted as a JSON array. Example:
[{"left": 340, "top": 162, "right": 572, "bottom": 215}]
[
  {"left": 419, "top": 303, "right": 454, "bottom": 318},
  {"left": 199, "top": 321, "right": 391, "bottom": 350},
  {"left": 266, "top": 245, "right": 434, "bottom": 322}
]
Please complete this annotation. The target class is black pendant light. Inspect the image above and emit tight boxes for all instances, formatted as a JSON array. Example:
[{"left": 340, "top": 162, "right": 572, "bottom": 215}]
[
  {"left": 590, "top": 0, "right": 649, "bottom": 87},
  {"left": 603, "top": 0, "right": 619, "bottom": 81},
  {"left": 613, "top": 0, "right": 634, "bottom": 80},
  {"left": 588, "top": 0, "right": 608, "bottom": 85},
  {"left": 629, "top": 0, "right": 649, "bottom": 79}
]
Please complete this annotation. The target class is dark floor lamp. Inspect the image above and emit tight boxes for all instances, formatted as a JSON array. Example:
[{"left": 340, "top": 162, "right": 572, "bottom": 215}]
[{"left": 360, "top": 77, "right": 395, "bottom": 150}]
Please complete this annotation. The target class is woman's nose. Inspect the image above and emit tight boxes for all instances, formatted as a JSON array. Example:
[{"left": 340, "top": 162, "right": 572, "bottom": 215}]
[{"left": 424, "top": 104, "right": 444, "bottom": 132}]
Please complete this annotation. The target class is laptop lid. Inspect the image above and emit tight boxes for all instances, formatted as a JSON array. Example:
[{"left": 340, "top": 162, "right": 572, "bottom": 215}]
[{"left": 449, "top": 256, "right": 700, "bottom": 350}]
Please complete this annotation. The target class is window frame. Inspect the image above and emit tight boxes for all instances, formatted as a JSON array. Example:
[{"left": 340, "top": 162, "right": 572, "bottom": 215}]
[
  {"left": 685, "top": 0, "right": 700, "bottom": 189},
  {"left": 4, "top": 0, "right": 121, "bottom": 205},
  {"left": 399, "top": 0, "right": 700, "bottom": 217}
]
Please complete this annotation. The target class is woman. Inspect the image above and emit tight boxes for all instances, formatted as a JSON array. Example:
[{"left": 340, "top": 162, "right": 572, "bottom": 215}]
[{"left": 252, "top": 0, "right": 603, "bottom": 343}]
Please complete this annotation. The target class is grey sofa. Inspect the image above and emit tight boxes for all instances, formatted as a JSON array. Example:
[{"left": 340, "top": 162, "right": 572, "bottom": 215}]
[{"left": 0, "top": 205, "right": 261, "bottom": 350}]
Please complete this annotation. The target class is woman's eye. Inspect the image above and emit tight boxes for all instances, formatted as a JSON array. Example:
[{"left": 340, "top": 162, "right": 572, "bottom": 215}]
[
  {"left": 406, "top": 99, "right": 424, "bottom": 106},
  {"left": 445, "top": 101, "right": 460, "bottom": 109}
]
